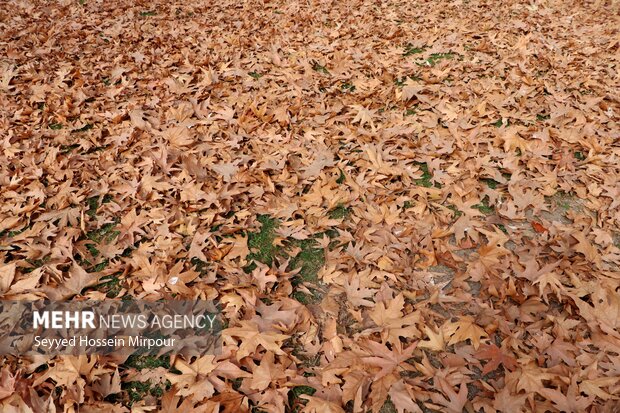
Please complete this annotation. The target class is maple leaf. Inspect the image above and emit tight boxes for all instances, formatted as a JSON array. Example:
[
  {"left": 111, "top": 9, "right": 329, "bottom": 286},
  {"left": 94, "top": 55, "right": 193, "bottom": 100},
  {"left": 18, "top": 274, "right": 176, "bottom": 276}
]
[
  {"left": 160, "top": 125, "right": 194, "bottom": 147},
  {"left": 474, "top": 344, "right": 517, "bottom": 375},
  {"left": 443, "top": 317, "right": 488, "bottom": 349},
  {"left": 166, "top": 355, "right": 216, "bottom": 401},
  {"left": 249, "top": 352, "right": 286, "bottom": 391},
  {"left": 343, "top": 277, "right": 375, "bottom": 307},
  {"left": 368, "top": 293, "right": 421, "bottom": 343},
  {"left": 210, "top": 162, "right": 239, "bottom": 182},
  {"left": 91, "top": 370, "right": 121, "bottom": 397},
  {"left": 492, "top": 385, "right": 526, "bottom": 412},
  {"left": 350, "top": 105, "right": 377, "bottom": 129},
  {"left": 539, "top": 380, "right": 594, "bottom": 413},
  {"left": 418, "top": 325, "right": 445, "bottom": 351},
  {"left": 514, "top": 364, "right": 556, "bottom": 393},
  {"left": 388, "top": 380, "right": 423, "bottom": 413},
  {"left": 342, "top": 370, "right": 368, "bottom": 411},
  {"left": 361, "top": 340, "right": 417, "bottom": 381},
  {"left": 532, "top": 271, "right": 563, "bottom": 300},
  {"left": 0, "top": 263, "right": 15, "bottom": 294},
  {"left": 302, "top": 147, "right": 336, "bottom": 179},
  {"left": 42, "top": 263, "right": 99, "bottom": 300},
  {"left": 579, "top": 377, "right": 618, "bottom": 401},
  {"left": 0, "top": 367, "right": 17, "bottom": 399},
  {"left": 223, "top": 321, "right": 289, "bottom": 360},
  {"left": 300, "top": 395, "right": 345, "bottom": 413},
  {"left": 429, "top": 382, "right": 468, "bottom": 413}
]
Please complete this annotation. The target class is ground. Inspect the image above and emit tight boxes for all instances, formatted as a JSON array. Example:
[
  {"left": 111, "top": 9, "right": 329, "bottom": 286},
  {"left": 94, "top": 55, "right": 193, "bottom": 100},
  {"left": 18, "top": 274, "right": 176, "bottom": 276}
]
[{"left": 0, "top": 0, "right": 619, "bottom": 412}]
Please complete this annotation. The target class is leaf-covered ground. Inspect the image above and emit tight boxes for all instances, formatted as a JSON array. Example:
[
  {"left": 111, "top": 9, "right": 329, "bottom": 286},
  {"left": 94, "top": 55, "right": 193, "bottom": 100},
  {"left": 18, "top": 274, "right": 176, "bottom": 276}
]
[{"left": 1, "top": 0, "right": 619, "bottom": 411}]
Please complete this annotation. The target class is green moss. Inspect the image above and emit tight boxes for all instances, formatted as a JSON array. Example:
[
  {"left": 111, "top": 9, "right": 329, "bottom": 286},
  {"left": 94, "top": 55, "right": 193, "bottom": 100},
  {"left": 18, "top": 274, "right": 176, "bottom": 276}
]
[
  {"left": 574, "top": 151, "right": 586, "bottom": 161},
  {"left": 249, "top": 71, "right": 263, "bottom": 79},
  {"left": 139, "top": 10, "right": 156, "bottom": 16},
  {"left": 49, "top": 123, "right": 63, "bottom": 130},
  {"left": 536, "top": 113, "right": 550, "bottom": 121}
]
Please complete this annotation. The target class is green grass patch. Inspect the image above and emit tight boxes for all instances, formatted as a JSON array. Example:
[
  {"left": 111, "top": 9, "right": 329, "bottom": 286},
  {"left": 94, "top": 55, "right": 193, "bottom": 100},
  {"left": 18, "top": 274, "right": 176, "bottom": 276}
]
[
  {"left": 249, "top": 71, "right": 263, "bottom": 79},
  {"left": 394, "top": 75, "right": 420, "bottom": 87},
  {"left": 574, "top": 151, "right": 586, "bottom": 161},
  {"left": 139, "top": 10, "right": 156, "bottom": 16},
  {"left": 123, "top": 354, "right": 170, "bottom": 370},
  {"left": 492, "top": 119, "right": 508, "bottom": 128},
  {"left": 288, "top": 386, "right": 316, "bottom": 413},
  {"left": 483, "top": 178, "right": 499, "bottom": 189},
  {"left": 87, "top": 221, "right": 119, "bottom": 243},
  {"left": 288, "top": 239, "right": 324, "bottom": 284},
  {"left": 341, "top": 82, "right": 356, "bottom": 92},
  {"left": 403, "top": 45, "right": 425, "bottom": 56},
  {"left": 95, "top": 275, "right": 122, "bottom": 298},
  {"left": 447, "top": 204, "right": 463, "bottom": 218},
  {"left": 1, "top": 225, "right": 28, "bottom": 238},
  {"left": 85, "top": 194, "right": 112, "bottom": 219},
  {"left": 336, "top": 169, "right": 346, "bottom": 184},
  {"left": 72, "top": 123, "right": 93, "bottom": 133},
  {"left": 380, "top": 398, "right": 398, "bottom": 413},
  {"left": 49, "top": 123, "right": 63, "bottom": 130},
  {"left": 311, "top": 60, "right": 329, "bottom": 75},
  {"left": 536, "top": 113, "right": 550, "bottom": 121},
  {"left": 245, "top": 215, "right": 280, "bottom": 271},
  {"left": 421, "top": 52, "right": 455, "bottom": 66},
  {"left": 23, "top": 257, "right": 49, "bottom": 273},
  {"left": 60, "top": 143, "right": 80, "bottom": 154},
  {"left": 328, "top": 205, "right": 350, "bottom": 220},
  {"left": 122, "top": 380, "right": 167, "bottom": 407},
  {"left": 473, "top": 196, "right": 494, "bottom": 215},
  {"left": 415, "top": 162, "right": 433, "bottom": 188}
]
